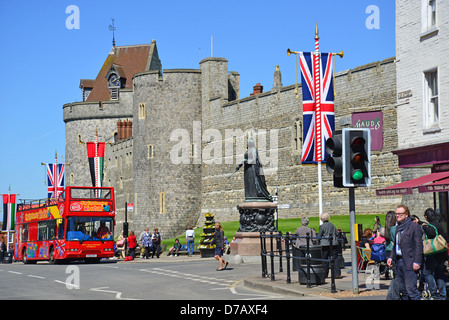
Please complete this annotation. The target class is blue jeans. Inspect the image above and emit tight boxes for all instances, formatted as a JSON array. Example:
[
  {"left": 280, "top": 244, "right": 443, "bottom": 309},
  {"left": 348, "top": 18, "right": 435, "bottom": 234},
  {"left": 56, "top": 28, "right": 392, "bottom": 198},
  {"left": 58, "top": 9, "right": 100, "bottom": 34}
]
[
  {"left": 187, "top": 239, "right": 194, "bottom": 255},
  {"left": 396, "top": 258, "right": 421, "bottom": 300}
]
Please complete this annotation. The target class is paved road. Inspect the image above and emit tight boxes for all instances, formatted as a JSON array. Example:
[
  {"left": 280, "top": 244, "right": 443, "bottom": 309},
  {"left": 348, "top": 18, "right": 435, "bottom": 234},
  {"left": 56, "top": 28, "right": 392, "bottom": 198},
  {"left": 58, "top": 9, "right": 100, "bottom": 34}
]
[{"left": 0, "top": 259, "right": 299, "bottom": 301}]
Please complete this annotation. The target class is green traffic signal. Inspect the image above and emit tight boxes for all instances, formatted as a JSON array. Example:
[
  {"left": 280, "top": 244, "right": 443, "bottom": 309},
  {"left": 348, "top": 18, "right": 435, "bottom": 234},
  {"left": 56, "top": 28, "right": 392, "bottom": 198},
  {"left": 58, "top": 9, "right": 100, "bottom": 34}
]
[{"left": 352, "top": 170, "right": 364, "bottom": 181}]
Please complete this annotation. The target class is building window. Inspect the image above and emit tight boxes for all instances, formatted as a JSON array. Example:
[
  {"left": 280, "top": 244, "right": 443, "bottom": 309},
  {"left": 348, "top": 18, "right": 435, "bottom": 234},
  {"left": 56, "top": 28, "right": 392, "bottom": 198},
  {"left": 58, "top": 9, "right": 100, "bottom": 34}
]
[
  {"left": 159, "top": 192, "right": 166, "bottom": 214},
  {"left": 110, "top": 88, "right": 119, "bottom": 100},
  {"left": 139, "top": 103, "right": 146, "bottom": 119},
  {"left": 70, "top": 173, "right": 75, "bottom": 184},
  {"left": 148, "top": 144, "right": 154, "bottom": 159},
  {"left": 424, "top": 69, "right": 439, "bottom": 129},
  {"left": 293, "top": 120, "right": 301, "bottom": 152},
  {"left": 422, "top": 0, "right": 437, "bottom": 32},
  {"left": 190, "top": 143, "right": 197, "bottom": 158}
]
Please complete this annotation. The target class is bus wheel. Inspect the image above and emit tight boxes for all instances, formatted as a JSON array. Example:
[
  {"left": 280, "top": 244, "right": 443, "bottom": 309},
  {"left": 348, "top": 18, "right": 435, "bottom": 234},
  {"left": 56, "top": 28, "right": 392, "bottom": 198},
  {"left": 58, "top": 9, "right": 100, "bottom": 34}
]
[
  {"left": 49, "top": 247, "right": 57, "bottom": 264},
  {"left": 22, "top": 248, "right": 35, "bottom": 264}
]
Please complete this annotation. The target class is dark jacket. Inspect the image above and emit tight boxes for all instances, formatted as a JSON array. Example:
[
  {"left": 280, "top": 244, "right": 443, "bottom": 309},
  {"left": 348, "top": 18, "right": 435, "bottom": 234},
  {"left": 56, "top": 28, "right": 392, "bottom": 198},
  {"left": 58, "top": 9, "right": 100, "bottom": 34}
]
[
  {"left": 212, "top": 228, "right": 224, "bottom": 248},
  {"left": 389, "top": 218, "right": 423, "bottom": 270},
  {"left": 317, "top": 222, "right": 338, "bottom": 246}
]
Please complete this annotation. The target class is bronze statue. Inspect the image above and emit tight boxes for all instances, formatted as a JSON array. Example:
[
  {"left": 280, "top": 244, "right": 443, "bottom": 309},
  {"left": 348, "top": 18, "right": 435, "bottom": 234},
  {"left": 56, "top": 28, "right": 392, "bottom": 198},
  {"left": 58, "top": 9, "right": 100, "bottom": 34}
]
[{"left": 231, "top": 138, "right": 272, "bottom": 202}]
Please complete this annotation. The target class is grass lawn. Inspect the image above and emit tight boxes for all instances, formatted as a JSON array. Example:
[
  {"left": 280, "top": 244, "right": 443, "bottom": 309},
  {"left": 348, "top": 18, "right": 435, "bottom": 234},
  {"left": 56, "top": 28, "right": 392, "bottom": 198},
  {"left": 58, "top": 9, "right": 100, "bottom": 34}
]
[{"left": 162, "top": 214, "right": 386, "bottom": 250}]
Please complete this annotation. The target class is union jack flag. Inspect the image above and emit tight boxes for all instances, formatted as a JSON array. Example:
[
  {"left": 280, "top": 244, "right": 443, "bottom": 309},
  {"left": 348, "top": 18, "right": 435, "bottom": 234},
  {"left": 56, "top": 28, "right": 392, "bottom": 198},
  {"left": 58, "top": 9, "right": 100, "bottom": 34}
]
[
  {"left": 299, "top": 52, "right": 335, "bottom": 164},
  {"left": 47, "top": 163, "right": 65, "bottom": 199}
]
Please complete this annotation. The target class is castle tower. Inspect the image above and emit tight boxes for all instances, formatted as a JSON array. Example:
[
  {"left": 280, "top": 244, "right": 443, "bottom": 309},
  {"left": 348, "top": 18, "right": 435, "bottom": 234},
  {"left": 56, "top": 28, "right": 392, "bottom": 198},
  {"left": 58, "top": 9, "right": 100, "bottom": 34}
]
[{"left": 132, "top": 68, "right": 202, "bottom": 238}]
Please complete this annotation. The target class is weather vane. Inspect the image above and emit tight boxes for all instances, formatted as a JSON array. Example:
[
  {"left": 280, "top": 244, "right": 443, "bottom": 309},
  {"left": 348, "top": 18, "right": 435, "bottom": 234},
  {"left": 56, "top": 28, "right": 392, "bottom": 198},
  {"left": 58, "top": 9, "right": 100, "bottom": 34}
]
[{"left": 109, "top": 18, "right": 116, "bottom": 47}]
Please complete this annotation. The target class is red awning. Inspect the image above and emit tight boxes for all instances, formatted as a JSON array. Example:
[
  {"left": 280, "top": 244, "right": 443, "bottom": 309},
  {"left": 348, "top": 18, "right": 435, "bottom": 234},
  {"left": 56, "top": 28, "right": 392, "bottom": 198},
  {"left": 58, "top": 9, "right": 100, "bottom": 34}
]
[
  {"left": 376, "top": 171, "right": 449, "bottom": 196},
  {"left": 418, "top": 177, "right": 449, "bottom": 193}
]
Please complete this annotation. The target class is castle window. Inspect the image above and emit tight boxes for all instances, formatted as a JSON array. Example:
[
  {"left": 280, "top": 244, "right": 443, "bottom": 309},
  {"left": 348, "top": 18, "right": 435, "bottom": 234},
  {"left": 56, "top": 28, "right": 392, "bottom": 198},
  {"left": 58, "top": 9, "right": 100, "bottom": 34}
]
[
  {"left": 139, "top": 103, "right": 146, "bottom": 119},
  {"left": 148, "top": 145, "right": 154, "bottom": 159},
  {"left": 70, "top": 173, "right": 75, "bottom": 184},
  {"left": 159, "top": 192, "right": 166, "bottom": 214},
  {"left": 190, "top": 143, "right": 197, "bottom": 158},
  {"left": 293, "top": 120, "right": 301, "bottom": 152}
]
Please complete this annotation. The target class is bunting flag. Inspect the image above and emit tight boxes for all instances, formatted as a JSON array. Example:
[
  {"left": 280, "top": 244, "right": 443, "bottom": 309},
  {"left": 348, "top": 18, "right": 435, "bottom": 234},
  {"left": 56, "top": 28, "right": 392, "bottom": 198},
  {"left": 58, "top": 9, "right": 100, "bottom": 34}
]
[
  {"left": 47, "top": 163, "right": 65, "bottom": 199},
  {"left": 299, "top": 52, "right": 335, "bottom": 164},
  {"left": 2, "top": 194, "right": 16, "bottom": 231},
  {"left": 86, "top": 141, "right": 105, "bottom": 188}
]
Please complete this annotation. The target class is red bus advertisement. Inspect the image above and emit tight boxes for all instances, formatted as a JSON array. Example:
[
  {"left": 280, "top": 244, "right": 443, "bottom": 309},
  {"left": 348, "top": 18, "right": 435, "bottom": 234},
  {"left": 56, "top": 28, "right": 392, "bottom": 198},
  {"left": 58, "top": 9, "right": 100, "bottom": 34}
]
[{"left": 14, "top": 186, "right": 115, "bottom": 264}]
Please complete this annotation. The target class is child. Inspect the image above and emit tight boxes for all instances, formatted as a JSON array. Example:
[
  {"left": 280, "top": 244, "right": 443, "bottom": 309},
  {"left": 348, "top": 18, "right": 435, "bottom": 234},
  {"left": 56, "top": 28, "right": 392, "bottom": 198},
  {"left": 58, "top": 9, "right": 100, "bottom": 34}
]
[{"left": 169, "top": 239, "right": 181, "bottom": 257}]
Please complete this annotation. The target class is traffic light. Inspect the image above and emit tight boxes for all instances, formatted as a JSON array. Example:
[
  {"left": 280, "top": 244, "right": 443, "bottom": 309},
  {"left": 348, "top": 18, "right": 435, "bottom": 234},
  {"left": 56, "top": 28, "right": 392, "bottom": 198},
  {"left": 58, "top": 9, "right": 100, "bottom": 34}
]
[
  {"left": 342, "top": 128, "right": 371, "bottom": 187},
  {"left": 325, "top": 131, "right": 344, "bottom": 188}
]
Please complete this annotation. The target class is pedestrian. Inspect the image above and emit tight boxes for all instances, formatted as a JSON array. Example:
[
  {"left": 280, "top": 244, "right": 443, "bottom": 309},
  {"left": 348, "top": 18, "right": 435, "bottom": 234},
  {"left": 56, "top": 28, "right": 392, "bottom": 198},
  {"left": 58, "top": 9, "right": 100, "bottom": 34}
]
[
  {"left": 292, "top": 217, "right": 317, "bottom": 271},
  {"left": 317, "top": 213, "right": 341, "bottom": 279},
  {"left": 151, "top": 228, "right": 162, "bottom": 258},
  {"left": 186, "top": 226, "right": 195, "bottom": 257},
  {"left": 373, "top": 216, "right": 382, "bottom": 233},
  {"left": 421, "top": 208, "right": 447, "bottom": 300},
  {"left": 293, "top": 217, "right": 317, "bottom": 247},
  {"left": 140, "top": 227, "right": 152, "bottom": 259},
  {"left": 384, "top": 210, "right": 398, "bottom": 298},
  {"left": 387, "top": 205, "right": 423, "bottom": 300},
  {"left": 0, "top": 238, "right": 6, "bottom": 263},
  {"left": 212, "top": 222, "right": 228, "bottom": 271},
  {"left": 169, "top": 239, "right": 181, "bottom": 257},
  {"left": 127, "top": 230, "right": 137, "bottom": 260}
]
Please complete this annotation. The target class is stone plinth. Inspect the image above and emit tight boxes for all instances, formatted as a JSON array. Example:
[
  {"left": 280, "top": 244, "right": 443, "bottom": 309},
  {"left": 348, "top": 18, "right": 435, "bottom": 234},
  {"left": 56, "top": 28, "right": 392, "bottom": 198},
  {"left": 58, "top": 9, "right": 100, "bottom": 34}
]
[{"left": 237, "top": 201, "right": 277, "bottom": 233}]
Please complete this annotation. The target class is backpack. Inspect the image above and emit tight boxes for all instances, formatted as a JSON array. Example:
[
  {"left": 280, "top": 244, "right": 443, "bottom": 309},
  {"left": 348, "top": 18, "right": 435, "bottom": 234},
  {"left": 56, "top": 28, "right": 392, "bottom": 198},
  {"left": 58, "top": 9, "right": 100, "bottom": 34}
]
[{"left": 371, "top": 242, "right": 386, "bottom": 262}]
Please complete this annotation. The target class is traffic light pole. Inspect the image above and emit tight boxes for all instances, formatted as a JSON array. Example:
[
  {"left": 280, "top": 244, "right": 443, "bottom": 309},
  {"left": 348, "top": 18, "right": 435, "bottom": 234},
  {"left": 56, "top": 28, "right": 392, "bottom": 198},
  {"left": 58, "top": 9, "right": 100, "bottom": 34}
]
[{"left": 349, "top": 187, "right": 359, "bottom": 294}]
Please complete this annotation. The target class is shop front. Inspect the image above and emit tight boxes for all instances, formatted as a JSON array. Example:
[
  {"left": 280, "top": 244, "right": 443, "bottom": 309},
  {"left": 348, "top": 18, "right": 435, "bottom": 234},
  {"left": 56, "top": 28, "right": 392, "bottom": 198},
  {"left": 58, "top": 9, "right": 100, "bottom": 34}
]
[{"left": 376, "top": 142, "right": 449, "bottom": 237}]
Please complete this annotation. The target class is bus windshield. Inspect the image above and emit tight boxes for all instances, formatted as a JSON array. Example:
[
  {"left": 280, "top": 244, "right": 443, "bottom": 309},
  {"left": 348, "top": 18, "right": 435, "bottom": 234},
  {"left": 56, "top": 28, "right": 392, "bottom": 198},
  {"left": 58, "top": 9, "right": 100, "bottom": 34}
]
[{"left": 66, "top": 217, "right": 113, "bottom": 241}]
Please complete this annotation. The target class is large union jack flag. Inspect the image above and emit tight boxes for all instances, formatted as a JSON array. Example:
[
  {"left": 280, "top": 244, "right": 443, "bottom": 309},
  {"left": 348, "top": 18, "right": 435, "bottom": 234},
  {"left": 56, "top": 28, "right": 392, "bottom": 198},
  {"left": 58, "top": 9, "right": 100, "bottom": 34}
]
[
  {"left": 299, "top": 52, "right": 335, "bottom": 164},
  {"left": 47, "top": 163, "right": 65, "bottom": 199}
]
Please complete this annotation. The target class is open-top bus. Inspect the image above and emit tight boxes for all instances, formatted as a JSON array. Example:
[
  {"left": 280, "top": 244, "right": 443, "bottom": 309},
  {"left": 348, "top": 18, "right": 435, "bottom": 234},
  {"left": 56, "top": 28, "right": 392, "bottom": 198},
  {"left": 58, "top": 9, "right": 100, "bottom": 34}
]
[{"left": 14, "top": 186, "right": 115, "bottom": 264}]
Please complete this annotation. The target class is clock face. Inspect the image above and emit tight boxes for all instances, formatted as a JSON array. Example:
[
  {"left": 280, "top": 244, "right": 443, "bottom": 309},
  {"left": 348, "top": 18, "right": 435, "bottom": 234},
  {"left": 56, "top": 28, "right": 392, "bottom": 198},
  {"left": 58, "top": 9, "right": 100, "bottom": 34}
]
[{"left": 109, "top": 74, "right": 120, "bottom": 87}]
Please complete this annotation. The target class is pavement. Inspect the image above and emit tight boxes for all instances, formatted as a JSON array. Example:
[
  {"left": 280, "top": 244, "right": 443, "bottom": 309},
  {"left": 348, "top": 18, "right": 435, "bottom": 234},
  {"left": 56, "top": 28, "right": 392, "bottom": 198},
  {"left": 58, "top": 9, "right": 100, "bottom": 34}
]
[{"left": 114, "top": 249, "right": 391, "bottom": 300}]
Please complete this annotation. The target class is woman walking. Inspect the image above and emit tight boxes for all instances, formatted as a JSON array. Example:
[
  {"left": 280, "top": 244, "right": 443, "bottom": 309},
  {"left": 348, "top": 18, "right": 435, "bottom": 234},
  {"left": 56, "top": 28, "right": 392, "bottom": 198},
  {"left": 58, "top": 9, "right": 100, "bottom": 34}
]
[{"left": 212, "top": 222, "right": 228, "bottom": 271}]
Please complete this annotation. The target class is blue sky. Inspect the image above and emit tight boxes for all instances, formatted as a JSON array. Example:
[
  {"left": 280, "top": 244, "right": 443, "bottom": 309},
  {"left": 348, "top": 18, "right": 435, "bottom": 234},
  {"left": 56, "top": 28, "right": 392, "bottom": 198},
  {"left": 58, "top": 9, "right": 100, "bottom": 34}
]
[{"left": 0, "top": 0, "right": 395, "bottom": 200}]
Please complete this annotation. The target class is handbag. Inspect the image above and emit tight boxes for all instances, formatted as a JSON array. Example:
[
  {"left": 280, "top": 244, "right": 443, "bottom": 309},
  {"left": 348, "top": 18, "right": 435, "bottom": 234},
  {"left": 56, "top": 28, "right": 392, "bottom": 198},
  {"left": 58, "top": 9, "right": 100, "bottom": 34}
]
[
  {"left": 423, "top": 224, "right": 448, "bottom": 256},
  {"left": 116, "top": 238, "right": 126, "bottom": 247}
]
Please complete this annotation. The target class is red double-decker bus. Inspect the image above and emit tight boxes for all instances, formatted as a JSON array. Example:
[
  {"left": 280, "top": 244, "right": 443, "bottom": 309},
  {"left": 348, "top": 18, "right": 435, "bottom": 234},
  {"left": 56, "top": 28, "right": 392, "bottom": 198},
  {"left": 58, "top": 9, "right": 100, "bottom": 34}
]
[{"left": 14, "top": 186, "right": 115, "bottom": 264}]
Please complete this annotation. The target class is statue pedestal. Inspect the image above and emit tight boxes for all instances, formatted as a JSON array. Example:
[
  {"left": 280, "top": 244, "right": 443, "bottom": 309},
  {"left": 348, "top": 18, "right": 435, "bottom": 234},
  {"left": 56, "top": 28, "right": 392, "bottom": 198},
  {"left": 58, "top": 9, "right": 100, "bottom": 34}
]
[
  {"left": 224, "top": 201, "right": 277, "bottom": 264},
  {"left": 237, "top": 201, "right": 277, "bottom": 233}
]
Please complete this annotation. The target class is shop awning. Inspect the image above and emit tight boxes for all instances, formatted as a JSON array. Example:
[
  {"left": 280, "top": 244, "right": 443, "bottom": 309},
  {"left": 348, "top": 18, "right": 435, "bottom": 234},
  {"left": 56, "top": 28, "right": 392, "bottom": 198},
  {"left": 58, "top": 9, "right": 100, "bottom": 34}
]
[
  {"left": 418, "top": 177, "right": 449, "bottom": 193},
  {"left": 376, "top": 171, "right": 449, "bottom": 196}
]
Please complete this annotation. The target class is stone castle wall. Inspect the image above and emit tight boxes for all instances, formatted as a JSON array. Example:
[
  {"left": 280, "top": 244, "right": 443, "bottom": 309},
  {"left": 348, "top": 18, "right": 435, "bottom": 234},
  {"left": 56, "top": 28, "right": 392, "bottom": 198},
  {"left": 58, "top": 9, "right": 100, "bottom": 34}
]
[{"left": 65, "top": 54, "right": 401, "bottom": 239}]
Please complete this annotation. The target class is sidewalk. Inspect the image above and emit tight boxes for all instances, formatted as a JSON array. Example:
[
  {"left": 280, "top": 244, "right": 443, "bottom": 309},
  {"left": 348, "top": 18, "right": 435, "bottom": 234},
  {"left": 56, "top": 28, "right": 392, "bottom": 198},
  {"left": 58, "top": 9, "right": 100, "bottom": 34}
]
[
  {"left": 242, "top": 249, "right": 391, "bottom": 300},
  {"left": 114, "top": 249, "right": 391, "bottom": 300}
]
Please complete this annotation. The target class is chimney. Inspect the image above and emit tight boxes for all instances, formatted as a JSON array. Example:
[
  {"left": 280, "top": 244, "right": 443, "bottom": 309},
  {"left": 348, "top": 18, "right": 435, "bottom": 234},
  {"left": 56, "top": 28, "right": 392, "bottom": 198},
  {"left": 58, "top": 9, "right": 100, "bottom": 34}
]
[{"left": 250, "top": 83, "right": 263, "bottom": 96}]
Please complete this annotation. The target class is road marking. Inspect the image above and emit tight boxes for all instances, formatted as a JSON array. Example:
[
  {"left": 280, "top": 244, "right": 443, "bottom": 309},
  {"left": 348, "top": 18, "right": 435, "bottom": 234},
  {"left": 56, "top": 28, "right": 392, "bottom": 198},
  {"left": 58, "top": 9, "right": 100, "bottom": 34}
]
[
  {"left": 28, "top": 275, "right": 45, "bottom": 279},
  {"left": 90, "top": 287, "right": 139, "bottom": 300},
  {"left": 54, "top": 280, "right": 80, "bottom": 289},
  {"left": 8, "top": 271, "right": 22, "bottom": 275}
]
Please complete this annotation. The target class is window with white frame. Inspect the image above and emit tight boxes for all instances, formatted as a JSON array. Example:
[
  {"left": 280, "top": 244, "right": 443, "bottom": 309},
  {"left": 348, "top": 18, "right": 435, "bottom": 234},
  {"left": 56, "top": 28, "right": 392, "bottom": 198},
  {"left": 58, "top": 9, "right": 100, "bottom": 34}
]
[
  {"left": 423, "top": 69, "right": 439, "bottom": 129},
  {"left": 422, "top": 0, "right": 437, "bottom": 32}
]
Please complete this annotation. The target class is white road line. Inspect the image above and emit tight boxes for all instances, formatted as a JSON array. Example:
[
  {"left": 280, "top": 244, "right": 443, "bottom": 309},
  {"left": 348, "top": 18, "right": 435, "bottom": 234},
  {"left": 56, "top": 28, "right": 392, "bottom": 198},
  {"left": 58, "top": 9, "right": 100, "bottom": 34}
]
[
  {"left": 8, "top": 271, "right": 22, "bottom": 275},
  {"left": 28, "top": 275, "right": 45, "bottom": 279},
  {"left": 90, "top": 287, "right": 139, "bottom": 300}
]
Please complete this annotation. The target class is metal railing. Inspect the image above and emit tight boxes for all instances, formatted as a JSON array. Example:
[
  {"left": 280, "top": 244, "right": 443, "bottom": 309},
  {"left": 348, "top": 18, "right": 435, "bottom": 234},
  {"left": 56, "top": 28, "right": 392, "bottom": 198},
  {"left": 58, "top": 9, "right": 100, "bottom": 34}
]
[{"left": 260, "top": 231, "right": 338, "bottom": 293}]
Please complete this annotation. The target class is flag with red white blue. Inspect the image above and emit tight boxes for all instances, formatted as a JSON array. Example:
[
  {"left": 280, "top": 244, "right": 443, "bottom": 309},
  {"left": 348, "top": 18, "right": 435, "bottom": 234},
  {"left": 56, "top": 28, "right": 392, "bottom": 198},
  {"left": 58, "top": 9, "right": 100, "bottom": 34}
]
[
  {"left": 299, "top": 52, "right": 335, "bottom": 164},
  {"left": 47, "top": 163, "right": 65, "bottom": 199}
]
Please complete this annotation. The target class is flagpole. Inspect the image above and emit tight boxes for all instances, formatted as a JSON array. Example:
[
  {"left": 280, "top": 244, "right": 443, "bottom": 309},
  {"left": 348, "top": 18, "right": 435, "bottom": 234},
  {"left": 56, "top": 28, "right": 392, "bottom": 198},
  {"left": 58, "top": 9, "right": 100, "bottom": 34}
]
[{"left": 313, "top": 24, "right": 324, "bottom": 224}]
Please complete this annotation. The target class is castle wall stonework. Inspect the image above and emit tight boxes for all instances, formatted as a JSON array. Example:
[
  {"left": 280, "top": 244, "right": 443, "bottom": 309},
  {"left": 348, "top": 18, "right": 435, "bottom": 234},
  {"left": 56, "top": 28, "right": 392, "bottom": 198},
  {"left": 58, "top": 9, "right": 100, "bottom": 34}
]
[{"left": 65, "top": 51, "right": 400, "bottom": 239}]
